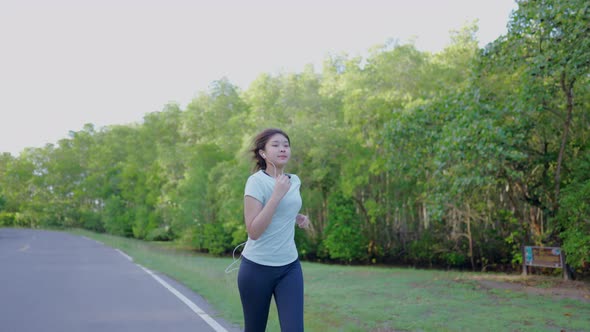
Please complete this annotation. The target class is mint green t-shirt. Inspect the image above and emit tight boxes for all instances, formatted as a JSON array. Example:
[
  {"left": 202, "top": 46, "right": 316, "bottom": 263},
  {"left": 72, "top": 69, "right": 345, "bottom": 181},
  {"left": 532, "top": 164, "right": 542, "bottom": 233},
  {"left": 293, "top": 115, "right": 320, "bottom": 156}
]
[{"left": 242, "top": 170, "right": 302, "bottom": 266}]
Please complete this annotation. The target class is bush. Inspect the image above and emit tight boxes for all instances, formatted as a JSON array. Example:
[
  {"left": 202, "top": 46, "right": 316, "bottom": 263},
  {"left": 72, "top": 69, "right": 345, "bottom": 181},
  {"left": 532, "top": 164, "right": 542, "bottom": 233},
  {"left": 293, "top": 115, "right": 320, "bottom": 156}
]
[
  {"left": 146, "top": 226, "right": 174, "bottom": 241},
  {"left": 81, "top": 210, "right": 105, "bottom": 233},
  {"left": 442, "top": 252, "right": 467, "bottom": 267},
  {"left": 558, "top": 179, "right": 590, "bottom": 269},
  {"left": 200, "top": 222, "right": 232, "bottom": 255},
  {"left": 0, "top": 211, "right": 15, "bottom": 226},
  {"left": 103, "top": 196, "right": 133, "bottom": 237},
  {"left": 407, "top": 232, "right": 438, "bottom": 266},
  {"left": 323, "top": 192, "right": 368, "bottom": 262},
  {"left": 557, "top": 152, "right": 590, "bottom": 270}
]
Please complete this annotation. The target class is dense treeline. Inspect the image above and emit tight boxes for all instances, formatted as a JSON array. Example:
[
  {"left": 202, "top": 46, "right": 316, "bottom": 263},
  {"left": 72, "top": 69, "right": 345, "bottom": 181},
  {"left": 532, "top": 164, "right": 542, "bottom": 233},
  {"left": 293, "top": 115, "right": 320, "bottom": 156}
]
[{"left": 1, "top": 0, "right": 589, "bottom": 273}]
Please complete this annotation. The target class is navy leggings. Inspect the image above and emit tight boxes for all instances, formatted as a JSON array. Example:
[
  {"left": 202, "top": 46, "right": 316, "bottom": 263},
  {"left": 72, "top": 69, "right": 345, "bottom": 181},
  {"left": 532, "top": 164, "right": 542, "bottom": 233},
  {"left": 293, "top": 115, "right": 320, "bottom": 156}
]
[{"left": 237, "top": 257, "right": 304, "bottom": 332}]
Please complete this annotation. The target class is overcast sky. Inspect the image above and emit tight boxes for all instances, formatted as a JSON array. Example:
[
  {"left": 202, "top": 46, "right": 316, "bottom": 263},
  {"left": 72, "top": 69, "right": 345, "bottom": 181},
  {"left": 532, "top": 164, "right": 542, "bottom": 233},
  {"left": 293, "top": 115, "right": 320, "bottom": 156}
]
[{"left": 0, "top": 0, "right": 517, "bottom": 155}]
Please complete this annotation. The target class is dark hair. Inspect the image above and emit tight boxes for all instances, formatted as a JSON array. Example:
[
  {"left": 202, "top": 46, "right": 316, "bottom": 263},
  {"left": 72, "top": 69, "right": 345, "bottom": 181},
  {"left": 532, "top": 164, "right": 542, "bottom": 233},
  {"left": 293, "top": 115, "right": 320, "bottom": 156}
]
[{"left": 251, "top": 128, "right": 291, "bottom": 171}]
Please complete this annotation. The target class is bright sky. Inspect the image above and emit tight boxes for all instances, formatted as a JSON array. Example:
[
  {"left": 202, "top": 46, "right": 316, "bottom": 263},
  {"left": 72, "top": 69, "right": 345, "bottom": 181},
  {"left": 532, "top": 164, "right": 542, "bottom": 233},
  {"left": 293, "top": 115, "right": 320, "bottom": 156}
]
[{"left": 0, "top": 0, "right": 517, "bottom": 155}]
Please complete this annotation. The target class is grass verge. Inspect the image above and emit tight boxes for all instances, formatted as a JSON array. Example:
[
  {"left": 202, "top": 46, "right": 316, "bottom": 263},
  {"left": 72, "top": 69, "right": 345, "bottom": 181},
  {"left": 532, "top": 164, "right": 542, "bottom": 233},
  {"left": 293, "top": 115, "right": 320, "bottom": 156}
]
[{"left": 69, "top": 229, "right": 590, "bottom": 332}]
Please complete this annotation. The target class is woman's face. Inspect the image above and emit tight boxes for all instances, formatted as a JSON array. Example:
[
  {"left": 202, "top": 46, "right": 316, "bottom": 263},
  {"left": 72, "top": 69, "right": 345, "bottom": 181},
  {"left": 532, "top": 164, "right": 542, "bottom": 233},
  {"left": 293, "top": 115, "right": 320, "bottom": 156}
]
[{"left": 263, "top": 134, "right": 291, "bottom": 166}]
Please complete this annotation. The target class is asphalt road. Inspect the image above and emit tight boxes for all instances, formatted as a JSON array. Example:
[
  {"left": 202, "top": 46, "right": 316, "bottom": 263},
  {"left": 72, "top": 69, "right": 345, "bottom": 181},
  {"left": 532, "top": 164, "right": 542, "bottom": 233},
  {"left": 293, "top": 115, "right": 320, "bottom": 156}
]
[{"left": 0, "top": 228, "right": 241, "bottom": 332}]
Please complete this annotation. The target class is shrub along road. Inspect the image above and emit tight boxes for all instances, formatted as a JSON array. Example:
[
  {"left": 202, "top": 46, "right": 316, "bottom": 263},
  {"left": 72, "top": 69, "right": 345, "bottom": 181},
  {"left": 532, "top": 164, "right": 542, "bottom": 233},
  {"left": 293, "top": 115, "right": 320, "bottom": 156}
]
[{"left": 0, "top": 228, "right": 240, "bottom": 332}]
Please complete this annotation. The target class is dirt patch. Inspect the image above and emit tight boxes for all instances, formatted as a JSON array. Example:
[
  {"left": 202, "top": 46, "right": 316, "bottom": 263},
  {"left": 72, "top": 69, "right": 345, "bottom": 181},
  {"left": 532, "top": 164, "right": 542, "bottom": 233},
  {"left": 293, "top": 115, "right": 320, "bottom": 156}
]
[{"left": 467, "top": 274, "right": 590, "bottom": 302}]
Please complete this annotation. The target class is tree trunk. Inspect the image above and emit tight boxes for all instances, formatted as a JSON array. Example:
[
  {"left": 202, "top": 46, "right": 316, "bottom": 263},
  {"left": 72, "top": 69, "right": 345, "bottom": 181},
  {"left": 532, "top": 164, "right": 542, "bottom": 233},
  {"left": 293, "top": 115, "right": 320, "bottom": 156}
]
[
  {"left": 466, "top": 204, "right": 475, "bottom": 271},
  {"left": 554, "top": 72, "right": 575, "bottom": 213}
]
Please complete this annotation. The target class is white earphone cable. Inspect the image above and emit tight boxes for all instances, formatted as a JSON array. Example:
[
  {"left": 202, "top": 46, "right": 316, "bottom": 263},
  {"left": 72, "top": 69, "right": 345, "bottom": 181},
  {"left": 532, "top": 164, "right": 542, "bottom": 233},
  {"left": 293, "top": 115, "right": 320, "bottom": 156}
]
[
  {"left": 267, "top": 159, "right": 283, "bottom": 178},
  {"left": 224, "top": 241, "right": 246, "bottom": 274}
]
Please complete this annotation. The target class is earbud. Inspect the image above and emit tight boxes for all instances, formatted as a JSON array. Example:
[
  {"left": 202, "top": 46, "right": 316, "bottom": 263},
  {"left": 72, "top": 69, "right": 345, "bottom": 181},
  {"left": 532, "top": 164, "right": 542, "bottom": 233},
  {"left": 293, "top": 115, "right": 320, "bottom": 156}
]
[{"left": 261, "top": 152, "right": 266, "bottom": 158}]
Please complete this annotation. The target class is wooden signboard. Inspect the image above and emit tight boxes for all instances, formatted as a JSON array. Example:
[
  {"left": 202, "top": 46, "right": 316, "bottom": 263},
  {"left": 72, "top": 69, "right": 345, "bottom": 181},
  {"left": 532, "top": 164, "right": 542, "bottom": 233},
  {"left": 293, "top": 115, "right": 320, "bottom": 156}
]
[
  {"left": 524, "top": 246, "right": 563, "bottom": 268},
  {"left": 522, "top": 246, "right": 569, "bottom": 280}
]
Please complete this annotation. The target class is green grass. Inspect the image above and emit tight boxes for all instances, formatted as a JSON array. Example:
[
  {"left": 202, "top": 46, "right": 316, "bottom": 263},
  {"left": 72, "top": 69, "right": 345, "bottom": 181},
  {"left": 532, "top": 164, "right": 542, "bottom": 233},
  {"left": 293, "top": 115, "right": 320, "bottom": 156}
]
[{"left": 69, "top": 229, "right": 590, "bottom": 332}]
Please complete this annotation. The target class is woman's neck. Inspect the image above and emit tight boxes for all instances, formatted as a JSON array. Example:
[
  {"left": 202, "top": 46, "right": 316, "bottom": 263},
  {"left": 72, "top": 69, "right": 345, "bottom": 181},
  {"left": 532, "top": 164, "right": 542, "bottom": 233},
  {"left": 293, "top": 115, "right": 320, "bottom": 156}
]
[{"left": 265, "top": 164, "right": 284, "bottom": 178}]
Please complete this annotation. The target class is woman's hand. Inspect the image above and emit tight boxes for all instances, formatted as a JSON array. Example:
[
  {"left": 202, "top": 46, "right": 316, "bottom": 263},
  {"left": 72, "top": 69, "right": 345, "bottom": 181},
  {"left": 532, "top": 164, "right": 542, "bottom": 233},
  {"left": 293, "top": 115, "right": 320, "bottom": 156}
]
[
  {"left": 272, "top": 174, "right": 291, "bottom": 200},
  {"left": 296, "top": 214, "right": 311, "bottom": 229}
]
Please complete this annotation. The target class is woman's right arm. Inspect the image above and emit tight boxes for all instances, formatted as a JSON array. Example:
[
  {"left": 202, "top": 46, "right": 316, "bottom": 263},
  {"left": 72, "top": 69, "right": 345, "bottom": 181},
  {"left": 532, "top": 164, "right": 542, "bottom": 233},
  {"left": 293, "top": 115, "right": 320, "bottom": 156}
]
[{"left": 244, "top": 174, "right": 291, "bottom": 240}]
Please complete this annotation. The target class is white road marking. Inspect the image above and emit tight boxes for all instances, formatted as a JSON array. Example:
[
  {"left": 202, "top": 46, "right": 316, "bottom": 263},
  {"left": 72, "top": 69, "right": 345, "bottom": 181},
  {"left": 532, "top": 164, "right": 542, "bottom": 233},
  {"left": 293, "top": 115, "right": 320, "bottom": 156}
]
[
  {"left": 115, "top": 249, "right": 133, "bottom": 261},
  {"left": 81, "top": 236, "right": 103, "bottom": 245},
  {"left": 115, "top": 249, "right": 228, "bottom": 332}
]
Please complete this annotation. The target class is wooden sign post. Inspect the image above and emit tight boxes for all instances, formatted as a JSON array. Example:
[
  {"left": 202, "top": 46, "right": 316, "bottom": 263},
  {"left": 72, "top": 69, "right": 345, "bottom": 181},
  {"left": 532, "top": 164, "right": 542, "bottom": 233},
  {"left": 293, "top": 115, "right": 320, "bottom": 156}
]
[{"left": 522, "top": 246, "right": 570, "bottom": 280}]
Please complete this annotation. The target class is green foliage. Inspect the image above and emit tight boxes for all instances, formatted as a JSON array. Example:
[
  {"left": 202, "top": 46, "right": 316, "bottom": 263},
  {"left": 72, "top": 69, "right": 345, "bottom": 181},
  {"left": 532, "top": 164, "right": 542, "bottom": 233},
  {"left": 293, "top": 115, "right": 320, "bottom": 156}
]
[
  {"left": 323, "top": 192, "right": 368, "bottom": 262},
  {"left": 103, "top": 196, "right": 133, "bottom": 237},
  {"left": 0, "top": 211, "right": 15, "bottom": 226},
  {"left": 146, "top": 226, "right": 173, "bottom": 242},
  {"left": 442, "top": 252, "right": 467, "bottom": 267},
  {"left": 557, "top": 151, "right": 590, "bottom": 269},
  {"left": 132, "top": 206, "right": 159, "bottom": 240},
  {"left": 407, "top": 231, "right": 440, "bottom": 266},
  {"left": 1, "top": 4, "right": 589, "bottom": 272},
  {"left": 200, "top": 222, "right": 233, "bottom": 256},
  {"left": 79, "top": 209, "right": 104, "bottom": 233},
  {"left": 488, "top": 0, "right": 590, "bottom": 219},
  {"left": 501, "top": 210, "right": 527, "bottom": 266}
]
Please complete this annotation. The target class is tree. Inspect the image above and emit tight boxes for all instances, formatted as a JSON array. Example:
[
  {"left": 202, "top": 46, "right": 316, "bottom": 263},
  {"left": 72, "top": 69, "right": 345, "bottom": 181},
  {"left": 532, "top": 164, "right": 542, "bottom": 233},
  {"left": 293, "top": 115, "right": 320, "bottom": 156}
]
[{"left": 505, "top": 0, "right": 590, "bottom": 213}]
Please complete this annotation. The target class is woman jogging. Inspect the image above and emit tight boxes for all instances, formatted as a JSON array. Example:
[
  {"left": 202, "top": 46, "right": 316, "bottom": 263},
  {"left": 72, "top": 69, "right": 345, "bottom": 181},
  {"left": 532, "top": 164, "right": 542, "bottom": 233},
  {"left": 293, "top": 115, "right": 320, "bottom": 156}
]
[{"left": 238, "top": 128, "right": 310, "bottom": 332}]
